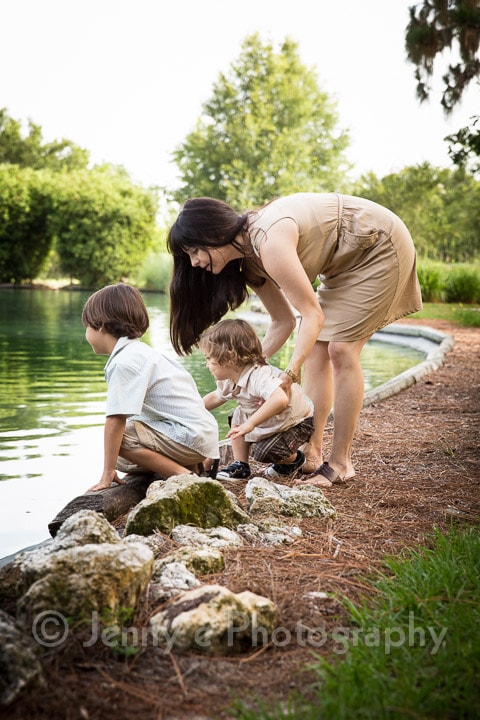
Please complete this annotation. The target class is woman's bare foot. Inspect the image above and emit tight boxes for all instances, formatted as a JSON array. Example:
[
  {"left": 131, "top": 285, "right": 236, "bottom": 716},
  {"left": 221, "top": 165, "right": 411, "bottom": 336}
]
[
  {"left": 295, "top": 461, "right": 355, "bottom": 488},
  {"left": 327, "top": 460, "right": 356, "bottom": 481},
  {"left": 300, "top": 444, "right": 323, "bottom": 474}
]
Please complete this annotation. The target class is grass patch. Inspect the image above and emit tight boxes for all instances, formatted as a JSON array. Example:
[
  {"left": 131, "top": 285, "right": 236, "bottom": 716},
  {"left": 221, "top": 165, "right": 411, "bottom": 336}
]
[
  {"left": 232, "top": 525, "right": 480, "bottom": 719},
  {"left": 411, "top": 302, "right": 480, "bottom": 325}
]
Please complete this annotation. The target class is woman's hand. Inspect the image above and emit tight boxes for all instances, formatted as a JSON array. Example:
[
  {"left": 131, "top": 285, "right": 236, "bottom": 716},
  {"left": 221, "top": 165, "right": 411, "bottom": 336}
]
[{"left": 279, "top": 371, "right": 294, "bottom": 397}]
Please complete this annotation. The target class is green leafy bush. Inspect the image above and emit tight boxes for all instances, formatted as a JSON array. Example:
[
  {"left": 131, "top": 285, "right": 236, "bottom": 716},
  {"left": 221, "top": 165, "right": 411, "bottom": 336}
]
[
  {"left": 0, "top": 164, "right": 159, "bottom": 287},
  {"left": 416, "top": 259, "right": 445, "bottom": 302},
  {"left": 416, "top": 261, "right": 480, "bottom": 304},
  {"left": 135, "top": 250, "right": 173, "bottom": 292},
  {"left": 49, "top": 168, "right": 159, "bottom": 287},
  {"left": 0, "top": 165, "right": 54, "bottom": 282},
  {"left": 443, "top": 265, "right": 480, "bottom": 303}
]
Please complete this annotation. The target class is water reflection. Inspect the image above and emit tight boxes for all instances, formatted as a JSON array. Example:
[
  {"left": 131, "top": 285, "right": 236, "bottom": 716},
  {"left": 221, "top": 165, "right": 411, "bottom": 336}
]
[{"left": 0, "top": 288, "right": 424, "bottom": 557}]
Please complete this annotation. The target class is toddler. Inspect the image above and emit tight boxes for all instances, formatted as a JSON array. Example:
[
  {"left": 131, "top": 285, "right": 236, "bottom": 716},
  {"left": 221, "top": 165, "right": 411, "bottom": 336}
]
[{"left": 200, "top": 319, "right": 314, "bottom": 481}]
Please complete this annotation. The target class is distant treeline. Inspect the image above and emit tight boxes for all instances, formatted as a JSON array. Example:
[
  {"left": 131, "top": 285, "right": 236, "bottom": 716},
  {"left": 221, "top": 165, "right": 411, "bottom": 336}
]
[
  {"left": 353, "top": 163, "right": 480, "bottom": 264},
  {"left": 1, "top": 160, "right": 479, "bottom": 289}
]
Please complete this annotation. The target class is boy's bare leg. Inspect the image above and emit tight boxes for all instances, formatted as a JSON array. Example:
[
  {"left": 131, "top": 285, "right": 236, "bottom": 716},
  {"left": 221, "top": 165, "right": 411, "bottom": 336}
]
[{"left": 119, "top": 447, "right": 191, "bottom": 478}]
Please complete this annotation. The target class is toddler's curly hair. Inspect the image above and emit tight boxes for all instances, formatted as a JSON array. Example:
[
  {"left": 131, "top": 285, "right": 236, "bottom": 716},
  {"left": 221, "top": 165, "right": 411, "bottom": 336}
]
[{"left": 199, "top": 319, "right": 266, "bottom": 367}]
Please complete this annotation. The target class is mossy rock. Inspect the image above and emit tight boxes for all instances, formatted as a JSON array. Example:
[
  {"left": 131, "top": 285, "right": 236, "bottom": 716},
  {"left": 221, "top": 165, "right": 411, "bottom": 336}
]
[
  {"left": 125, "top": 475, "right": 250, "bottom": 537},
  {"left": 154, "top": 547, "right": 225, "bottom": 577}
]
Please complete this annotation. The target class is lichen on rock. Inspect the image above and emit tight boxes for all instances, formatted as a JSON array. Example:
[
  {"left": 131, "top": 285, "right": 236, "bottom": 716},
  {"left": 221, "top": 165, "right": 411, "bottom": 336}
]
[
  {"left": 125, "top": 474, "right": 250, "bottom": 536},
  {"left": 245, "top": 476, "right": 336, "bottom": 518},
  {"left": 149, "top": 583, "right": 278, "bottom": 655}
]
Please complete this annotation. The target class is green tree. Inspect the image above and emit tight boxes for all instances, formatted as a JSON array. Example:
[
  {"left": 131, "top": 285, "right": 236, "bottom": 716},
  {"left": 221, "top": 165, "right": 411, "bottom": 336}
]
[
  {"left": 0, "top": 108, "right": 89, "bottom": 171},
  {"left": 445, "top": 115, "right": 480, "bottom": 175},
  {"left": 0, "top": 110, "right": 161, "bottom": 285},
  {"left": 0, "top": 165, "right": 54, "bottom": 282},
  {"left": 49, "top": 167, "right": 159, "bottom": 287},
  {"left": 405, "top": 1, "right": 480, "bottom": 173},
  {"left": 353, "top": 163, "right": 480, "bottom": 262},
  {"left": 171, "top": 34, "right": 350, "bottom": 207},
  {"left": 405, "top": 0, "right": 480, "bottom": 111}
]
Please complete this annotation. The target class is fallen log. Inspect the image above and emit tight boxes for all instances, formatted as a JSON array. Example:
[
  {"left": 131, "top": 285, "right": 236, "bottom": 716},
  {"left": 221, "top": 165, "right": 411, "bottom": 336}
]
[
  {"left": 47, "top": 444, "right": 231, "bottom": 538},
  {"left": 48, "top": 473, "right": 160, "bottom": 537}
]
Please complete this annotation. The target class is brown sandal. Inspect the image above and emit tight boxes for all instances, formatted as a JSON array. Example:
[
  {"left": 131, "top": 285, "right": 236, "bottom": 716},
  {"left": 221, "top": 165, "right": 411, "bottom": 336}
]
[{"left": 295, "top": 462, "right": 345, "bottom": 488}]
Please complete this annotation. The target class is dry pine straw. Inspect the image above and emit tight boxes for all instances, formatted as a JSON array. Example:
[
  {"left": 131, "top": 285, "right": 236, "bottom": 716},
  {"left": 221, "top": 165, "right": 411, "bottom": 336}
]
[{"left": 4, "top": 319, "right": 479, "bottom": 720}]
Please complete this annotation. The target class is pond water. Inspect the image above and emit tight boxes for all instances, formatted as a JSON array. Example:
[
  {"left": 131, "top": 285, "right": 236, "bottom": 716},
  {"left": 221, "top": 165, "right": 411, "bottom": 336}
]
[{"left": 0, "top": 288, "right": 424, "bottom": 557}]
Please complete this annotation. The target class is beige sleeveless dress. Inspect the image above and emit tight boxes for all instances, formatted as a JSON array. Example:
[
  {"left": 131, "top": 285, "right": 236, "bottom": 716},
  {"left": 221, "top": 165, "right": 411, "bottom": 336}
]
[{"left": 248, "top": 192, "right": 423, "bottom": 341}]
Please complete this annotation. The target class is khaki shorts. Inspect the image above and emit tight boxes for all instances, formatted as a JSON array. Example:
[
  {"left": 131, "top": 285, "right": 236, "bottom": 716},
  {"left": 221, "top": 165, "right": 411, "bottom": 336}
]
[{"left": 116, "top": 420, "right": 205, "bottom": 473}]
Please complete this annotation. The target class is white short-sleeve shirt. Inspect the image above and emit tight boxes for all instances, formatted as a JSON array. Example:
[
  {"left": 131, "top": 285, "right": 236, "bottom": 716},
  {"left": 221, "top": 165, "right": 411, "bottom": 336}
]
[{"left": 104, "top": 337, "right": 219, "bottom": 458}]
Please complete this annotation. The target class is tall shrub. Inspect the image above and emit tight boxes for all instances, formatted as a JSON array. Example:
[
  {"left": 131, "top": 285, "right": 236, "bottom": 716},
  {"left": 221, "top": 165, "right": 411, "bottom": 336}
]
[
  {"left": 444, "top": 266, "right": 480, "bottom": 303},
  {"left": 0, "top": 165, "right": 53, "bottom": 282},
  {"left": 50, "top": 168, "right": 159, "bottom": 287},
  {"left": 417, "top": 260, "right": 445, "bottom": 302}
]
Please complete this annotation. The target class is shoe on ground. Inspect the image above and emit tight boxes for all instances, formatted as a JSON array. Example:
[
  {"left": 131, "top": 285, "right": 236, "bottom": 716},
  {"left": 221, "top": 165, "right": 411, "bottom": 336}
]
[
  {"left": 216, "top": 460, "right": 251, "bottom": 481},
  {"left": 264, "top": 450, "right": 306, "bottom": 480}
]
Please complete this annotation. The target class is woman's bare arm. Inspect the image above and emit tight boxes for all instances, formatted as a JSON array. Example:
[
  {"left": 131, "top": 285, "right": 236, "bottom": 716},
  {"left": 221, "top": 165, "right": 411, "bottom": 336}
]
[
  {"left": 254, "top": 279, "right": 297, "bottom": 358},
  {"left": 255, "top": 218, "right": 324, "bottom": 380}
]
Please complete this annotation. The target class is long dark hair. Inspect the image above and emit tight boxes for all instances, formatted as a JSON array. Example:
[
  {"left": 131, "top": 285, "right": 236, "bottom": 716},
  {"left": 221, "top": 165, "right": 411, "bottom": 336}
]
[{"left": 167, "top": 197, "right": 263, "bottom": 355}]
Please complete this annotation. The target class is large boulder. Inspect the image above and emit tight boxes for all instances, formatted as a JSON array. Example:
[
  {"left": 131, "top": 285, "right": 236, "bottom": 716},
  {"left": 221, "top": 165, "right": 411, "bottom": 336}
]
[
  {"left": 245, "top": 477, "right": 336, "bottom": 518},
  {"left": 125, "top": 475, "right": 250, "bottom": 536},
  {"left": 54, "top": 508, "right": 121, "bottom": 548},
  {"left": 16, "top": 542, "right": 154, "bottom": 631},
  {"left": 0, "top": 511, "right": 122, "bottom": 616},
  {"left": 149, "top": 584, "right": 278, "bottom": 656}
]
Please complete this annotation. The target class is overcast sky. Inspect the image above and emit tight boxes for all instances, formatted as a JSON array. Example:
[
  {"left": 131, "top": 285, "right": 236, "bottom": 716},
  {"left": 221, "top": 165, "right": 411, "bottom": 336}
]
[{"left": 1, "top": 0, "right": 478, "bottom": 190}]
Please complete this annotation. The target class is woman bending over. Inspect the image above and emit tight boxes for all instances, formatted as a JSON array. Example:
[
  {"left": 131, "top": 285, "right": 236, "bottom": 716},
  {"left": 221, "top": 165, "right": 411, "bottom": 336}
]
[{"left": 167, "top": 193, "right": 422, "bottom": 487}]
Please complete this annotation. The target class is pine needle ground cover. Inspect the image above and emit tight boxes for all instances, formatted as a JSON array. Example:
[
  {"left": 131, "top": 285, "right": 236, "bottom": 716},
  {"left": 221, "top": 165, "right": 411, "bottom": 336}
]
[{"left": 234, "top": 525, "right": 480, "bottom": 719}]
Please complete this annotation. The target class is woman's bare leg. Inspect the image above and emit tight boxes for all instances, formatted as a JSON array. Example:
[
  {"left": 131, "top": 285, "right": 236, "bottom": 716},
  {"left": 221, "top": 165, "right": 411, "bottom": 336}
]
[
  {"left": 301, "top": 341, "right": 333, "bottom": 471},
  {"left": 326, "top": 337, "right": 369, "bottom": 479}
]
